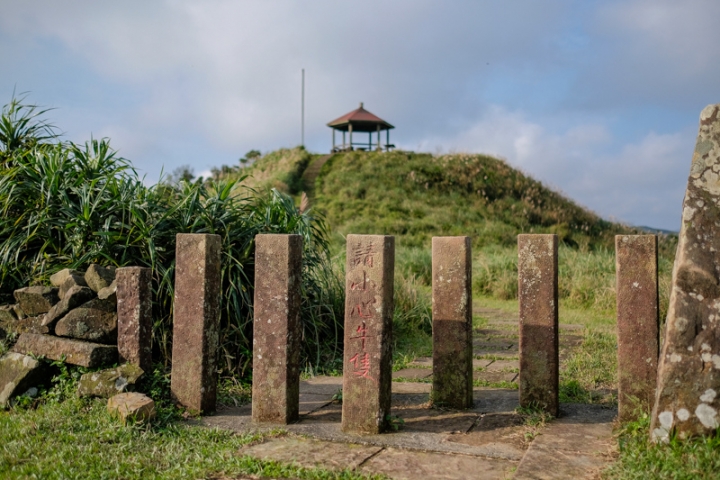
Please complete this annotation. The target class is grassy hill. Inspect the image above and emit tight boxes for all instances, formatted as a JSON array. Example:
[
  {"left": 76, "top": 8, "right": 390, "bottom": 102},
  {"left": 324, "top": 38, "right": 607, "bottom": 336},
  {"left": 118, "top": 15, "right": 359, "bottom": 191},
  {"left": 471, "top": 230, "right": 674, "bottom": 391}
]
[{"left": 234, "top": 147, "right": 634, "bottom": 249}]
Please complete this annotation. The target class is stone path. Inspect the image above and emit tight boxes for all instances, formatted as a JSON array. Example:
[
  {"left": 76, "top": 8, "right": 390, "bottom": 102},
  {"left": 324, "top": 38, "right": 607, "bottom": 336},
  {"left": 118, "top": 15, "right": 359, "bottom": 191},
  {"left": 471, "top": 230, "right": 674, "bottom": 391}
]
[
  {"left": 202, "top": 307, "right": 615, "bottom": 479},
  {"left": 300, "top": 154, "right": 334, "bottom": 197}
]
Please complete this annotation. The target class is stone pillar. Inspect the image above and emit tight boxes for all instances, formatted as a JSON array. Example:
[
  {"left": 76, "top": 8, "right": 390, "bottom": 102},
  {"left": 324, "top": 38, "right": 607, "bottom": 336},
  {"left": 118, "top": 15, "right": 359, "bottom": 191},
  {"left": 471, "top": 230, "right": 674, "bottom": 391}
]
[
  {"left": 116, "top": 267, "right": 153, "bottom": 373},
  {"left": 170, "top": 233, "right": 222, "bottom": 414},
  {"left": 518, "top": 234, "right": 559, "bottom": 416},
  {"left": 342, "top": 234, "right": 394, "bottom": 434},
  {"left": 432, "top": 236, "right": 473, "bottom": 409},
  {"left": 616, "top": 235, "right": 659, "bottom": 423},
  {"left": 252, "top": 234, "right": 303, "bottom": 424},
  {"left": 652, "top": 104, "right": 720, "bottom": 441}
]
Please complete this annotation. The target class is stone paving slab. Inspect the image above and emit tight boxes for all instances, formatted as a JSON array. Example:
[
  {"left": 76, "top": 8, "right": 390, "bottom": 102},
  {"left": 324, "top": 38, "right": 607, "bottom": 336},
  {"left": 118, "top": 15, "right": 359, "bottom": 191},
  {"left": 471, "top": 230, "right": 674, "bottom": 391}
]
[
  {"left": 408, "top": 357, "right": 433, "bottom": 367},
  {"left": 472, "top": 389, "right": 519, "bottom": 414},
  {"left": 361, "top": 447, "right": 517, "bottom": 480},
  {"left": 299, "top": 376, "right": 342, "bottom": 395},
  {"left": 298, "top": 393, "right": 333, "bottom": 415},
  {"left": 513, "top": 404, "right": 615, "bottom": 480},
  {"left": 474, "top": 358, "right": 494, "bottom": 369},
  {"left": 446, "top": 413, "right": 527, "bottom": 461},
  {"left": 476, "top": 328, "right": 518, "bottom": 337},
  {"left": 473, "top": 340, "right": 516, "bottom": 351},
  {"left": 203, "top": 379, "right": 614, "bottom": 479},
  {"left": 240, "top": 436, "right": 383, "bottom": 471},
  {"left": 486, "top": 360, "right": 519, "bottom": 372},
  {"left": 474, "top": 371, "right": 518, "bottom": 384},
  {"left": 393, "top": 368, "right": 432, "bottom": 380},
  {"left": 476, "top": 351, "right": 520, "bottom": 360}
]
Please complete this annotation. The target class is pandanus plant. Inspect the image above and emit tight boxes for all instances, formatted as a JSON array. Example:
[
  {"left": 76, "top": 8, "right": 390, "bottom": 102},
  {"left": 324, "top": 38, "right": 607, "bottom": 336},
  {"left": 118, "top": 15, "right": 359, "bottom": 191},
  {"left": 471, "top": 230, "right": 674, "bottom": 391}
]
[{"left": 0, "top": 96, "right": 344, "bottom": 377}]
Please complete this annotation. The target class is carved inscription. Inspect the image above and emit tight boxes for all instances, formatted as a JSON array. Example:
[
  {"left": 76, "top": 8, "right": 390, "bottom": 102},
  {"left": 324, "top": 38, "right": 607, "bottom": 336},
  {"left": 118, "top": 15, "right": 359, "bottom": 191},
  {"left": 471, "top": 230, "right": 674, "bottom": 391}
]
[
  {"left": 349, "top": 243, "right": 376, "bottom": 381},
  {"left": 342, "top": 235, "right": 394, "bottom": 434}
]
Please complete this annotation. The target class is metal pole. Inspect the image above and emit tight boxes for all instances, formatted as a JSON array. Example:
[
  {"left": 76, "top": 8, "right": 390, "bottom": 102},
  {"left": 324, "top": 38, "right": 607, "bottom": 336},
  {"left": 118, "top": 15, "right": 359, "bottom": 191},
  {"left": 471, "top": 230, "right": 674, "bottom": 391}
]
[{"left": 301, "top": 69, "right": 305, "bottom": 147}]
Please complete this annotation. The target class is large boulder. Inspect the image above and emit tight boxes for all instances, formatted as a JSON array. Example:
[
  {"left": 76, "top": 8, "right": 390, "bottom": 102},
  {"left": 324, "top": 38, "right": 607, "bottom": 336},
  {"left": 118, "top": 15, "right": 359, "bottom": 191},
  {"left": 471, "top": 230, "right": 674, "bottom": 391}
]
[
  {"left": 85, "top": 264, "right": 116, "bottom": 293},
  {"left": 78, "top": 364, "right": 144, "bottom": 398},
  {"left": 42, "top": 285, "right": 96, "bottom": 329},
  {"left": 12, "top": 333, "right": 117, "bottom": 368},
  {"left": 107, "top": 392, "right": 156, "bottom": 424},
  {"left": 0, "top": 352, "right": 49, "bottom": 408},
  {"left": 652, "top": 104, "right": 720, "bottom": 441},
  {"left": 55, "top": 298, "right": 117, "bottom": 344},
  {"left": 13, "top": 287, "right": 59, "bottom": 316}
]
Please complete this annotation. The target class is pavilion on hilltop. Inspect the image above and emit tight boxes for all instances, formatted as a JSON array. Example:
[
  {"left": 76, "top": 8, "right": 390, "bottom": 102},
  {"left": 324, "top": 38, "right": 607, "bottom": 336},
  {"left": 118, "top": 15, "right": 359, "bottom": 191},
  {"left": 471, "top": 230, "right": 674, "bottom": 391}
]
[{"left": 327, "top": 103, "right": 394, "bottom": 153}]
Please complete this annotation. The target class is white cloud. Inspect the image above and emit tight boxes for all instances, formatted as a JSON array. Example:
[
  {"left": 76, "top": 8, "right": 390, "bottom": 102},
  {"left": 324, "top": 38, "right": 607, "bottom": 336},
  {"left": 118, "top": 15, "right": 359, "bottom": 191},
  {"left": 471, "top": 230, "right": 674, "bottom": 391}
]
[{"left": 0, "top": 0, "right": 711, "bottom": 229}]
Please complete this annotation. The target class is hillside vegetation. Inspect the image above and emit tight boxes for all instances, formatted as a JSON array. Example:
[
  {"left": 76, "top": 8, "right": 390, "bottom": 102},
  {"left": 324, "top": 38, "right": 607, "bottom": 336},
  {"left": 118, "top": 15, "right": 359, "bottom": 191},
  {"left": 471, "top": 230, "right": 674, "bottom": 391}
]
[
  {"left": 234, "top": 147, "right": 639, "bottom": 249},
  {"left": 315, "top": 150, "right": 631, "bottom": 249}
]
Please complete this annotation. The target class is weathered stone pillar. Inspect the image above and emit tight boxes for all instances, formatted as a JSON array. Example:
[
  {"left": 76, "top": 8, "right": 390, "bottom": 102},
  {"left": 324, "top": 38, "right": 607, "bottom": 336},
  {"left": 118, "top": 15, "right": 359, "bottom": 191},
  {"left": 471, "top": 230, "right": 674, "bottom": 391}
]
[
  {"left": 432, "top": 236, "right": 473, "bottom": 409},
  {"left": 616, "top": 235, "right": 659, "bottom": 423},
  {"left": 652, "top": 104, "right": 720, "bottom": 441},
  {"left": 252, "top": 234, "right": 303, "bottom": 424},
  {"left": 117, "top": 267, "right": 153, "bottom": 373},
  {"left": 170, "top": 233, "right": 222, "bottom": 414},
  {"left": 342, "top": 234, "right": 394, "bottom": 434},
  {"left": 518, "top": 234, "right": 559, "bottom": 416}
]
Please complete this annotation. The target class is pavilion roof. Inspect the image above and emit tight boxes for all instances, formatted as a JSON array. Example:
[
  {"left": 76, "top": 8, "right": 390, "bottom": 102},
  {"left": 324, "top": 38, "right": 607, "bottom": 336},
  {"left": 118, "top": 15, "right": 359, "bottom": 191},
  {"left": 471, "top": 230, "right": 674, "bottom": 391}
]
[{"left": 327, "top": 103, "right": 394, "bottom": 132}]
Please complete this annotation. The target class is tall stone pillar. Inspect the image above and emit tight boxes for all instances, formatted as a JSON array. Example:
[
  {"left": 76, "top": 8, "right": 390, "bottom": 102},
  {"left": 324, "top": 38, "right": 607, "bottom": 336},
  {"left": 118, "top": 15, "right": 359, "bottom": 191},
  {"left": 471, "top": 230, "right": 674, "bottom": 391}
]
[
  {"left": 518, "top": 234, "right": 559, "bottom": 416},
  {"left": 116, "top": 267, "right": 153, "bottom": 373},
  {"left": 252, "top": 234, "right": 303, "bottom": 424},
  {"left": 170, "top": 233, "right": 222, "bottom": 414},
  {"left": 652, "top": 104, "right": 720, "bottom": 441},
  {"left": 616, "top": 235, "right": 659, "bottom": 423},
  {"left": 342, "top": 234, "right": 394, "bottom": 434},
  {"left": 432, "top": 236, "right": 473, "bottom": 409}
]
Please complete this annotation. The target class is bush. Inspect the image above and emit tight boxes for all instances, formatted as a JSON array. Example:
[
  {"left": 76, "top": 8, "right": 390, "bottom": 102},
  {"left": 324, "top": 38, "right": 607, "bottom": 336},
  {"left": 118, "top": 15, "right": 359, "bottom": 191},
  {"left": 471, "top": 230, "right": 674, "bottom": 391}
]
[{"left": 0, "top": 97, "right": 342, "bottom": 375}]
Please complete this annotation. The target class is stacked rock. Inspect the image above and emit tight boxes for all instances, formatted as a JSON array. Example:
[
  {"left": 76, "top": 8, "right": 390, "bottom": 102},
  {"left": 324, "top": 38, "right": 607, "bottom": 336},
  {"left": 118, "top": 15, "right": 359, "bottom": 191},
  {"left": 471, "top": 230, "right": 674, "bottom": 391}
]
[{"left": 0, "top": 264, "right": 131, "bottom": 407}]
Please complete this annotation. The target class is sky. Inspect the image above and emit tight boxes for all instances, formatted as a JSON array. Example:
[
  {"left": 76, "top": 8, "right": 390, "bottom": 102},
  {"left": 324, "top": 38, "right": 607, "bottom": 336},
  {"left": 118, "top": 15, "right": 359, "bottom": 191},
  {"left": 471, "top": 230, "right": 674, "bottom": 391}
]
[{"left": 2, "top": 1, "right": 719, "bottom": 231}]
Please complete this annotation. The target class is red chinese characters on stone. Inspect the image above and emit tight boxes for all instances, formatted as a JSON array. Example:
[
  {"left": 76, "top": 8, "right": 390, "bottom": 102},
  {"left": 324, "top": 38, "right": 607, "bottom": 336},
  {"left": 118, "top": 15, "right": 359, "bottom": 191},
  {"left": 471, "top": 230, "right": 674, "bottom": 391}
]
[
  {"left": 349, "top": 321, "right": 375, "bottom": 381},
  {"left": 350, "top": 271, "right": 376, "bottom": 291},
  {"left": 351, "top": 299, "right": 375, "bottom": 319},
  {"left": 349, "top": 352, "right": 372, "bottom": 380},
  {"left": 348, "top": 242, "right": 378, "bottom": 383},
  {"left": 351, "top": 243, "right": 376, "bottom": 268}
]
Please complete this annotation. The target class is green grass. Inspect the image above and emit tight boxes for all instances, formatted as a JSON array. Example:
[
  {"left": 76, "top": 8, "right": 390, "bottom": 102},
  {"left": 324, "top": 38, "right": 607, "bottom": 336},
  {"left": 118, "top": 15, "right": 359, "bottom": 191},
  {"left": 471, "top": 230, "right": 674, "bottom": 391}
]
[
  {"left": 0, "top": 399, "right": 383, "bottom": 479},
  {"left": 0, "top": 364, "right": 383, "bottom": 480},
  {"left": 605, "top": 414, "right": 720, "bottom": 479},
  {"left": 314, "top": 150, "right": 637, "bottom": 249}
]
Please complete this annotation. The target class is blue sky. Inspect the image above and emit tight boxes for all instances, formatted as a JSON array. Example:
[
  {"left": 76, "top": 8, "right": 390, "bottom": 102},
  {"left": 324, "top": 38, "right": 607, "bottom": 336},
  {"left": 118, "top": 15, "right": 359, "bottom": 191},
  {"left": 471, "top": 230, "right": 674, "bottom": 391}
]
[{"left": 2, "top": 0, "right": 719, "bottom": 230}]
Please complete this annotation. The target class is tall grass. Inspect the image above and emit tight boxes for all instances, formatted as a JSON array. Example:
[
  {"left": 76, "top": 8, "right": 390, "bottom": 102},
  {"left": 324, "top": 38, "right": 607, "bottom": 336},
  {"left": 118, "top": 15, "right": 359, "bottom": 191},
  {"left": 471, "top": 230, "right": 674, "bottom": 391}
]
[
  {"left": 0, "top": 98, "right": 342, "bottom": 375},
  {"left": 473, "top": 243, "right": 674, "bottom": 317}
]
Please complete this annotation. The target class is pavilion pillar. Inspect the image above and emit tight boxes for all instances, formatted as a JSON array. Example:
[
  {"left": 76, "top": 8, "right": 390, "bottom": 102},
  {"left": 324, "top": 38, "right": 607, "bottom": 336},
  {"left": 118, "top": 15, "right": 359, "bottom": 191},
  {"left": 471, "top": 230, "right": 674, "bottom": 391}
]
[
  {"left": 386, "top": 130, "right": 390, "bottom": 151},
  {"left": 332, "top": 129, "right": 336, "bottom": 152},
  {"left": 343, "top": 131, "right": 346, "bottom": 150},
  {"left": 376, "top": 124, "right": 381, "bottom": 151},
  {"left": 349, "top": 123, "right": 353, "bottom": 150}
]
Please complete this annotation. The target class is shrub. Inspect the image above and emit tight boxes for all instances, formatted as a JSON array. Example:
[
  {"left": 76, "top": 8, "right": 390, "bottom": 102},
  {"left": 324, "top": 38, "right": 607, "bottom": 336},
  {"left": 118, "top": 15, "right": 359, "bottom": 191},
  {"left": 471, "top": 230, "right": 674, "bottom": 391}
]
[{"left": 0, "top": 97, "right": 342, "bottom": 375}]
